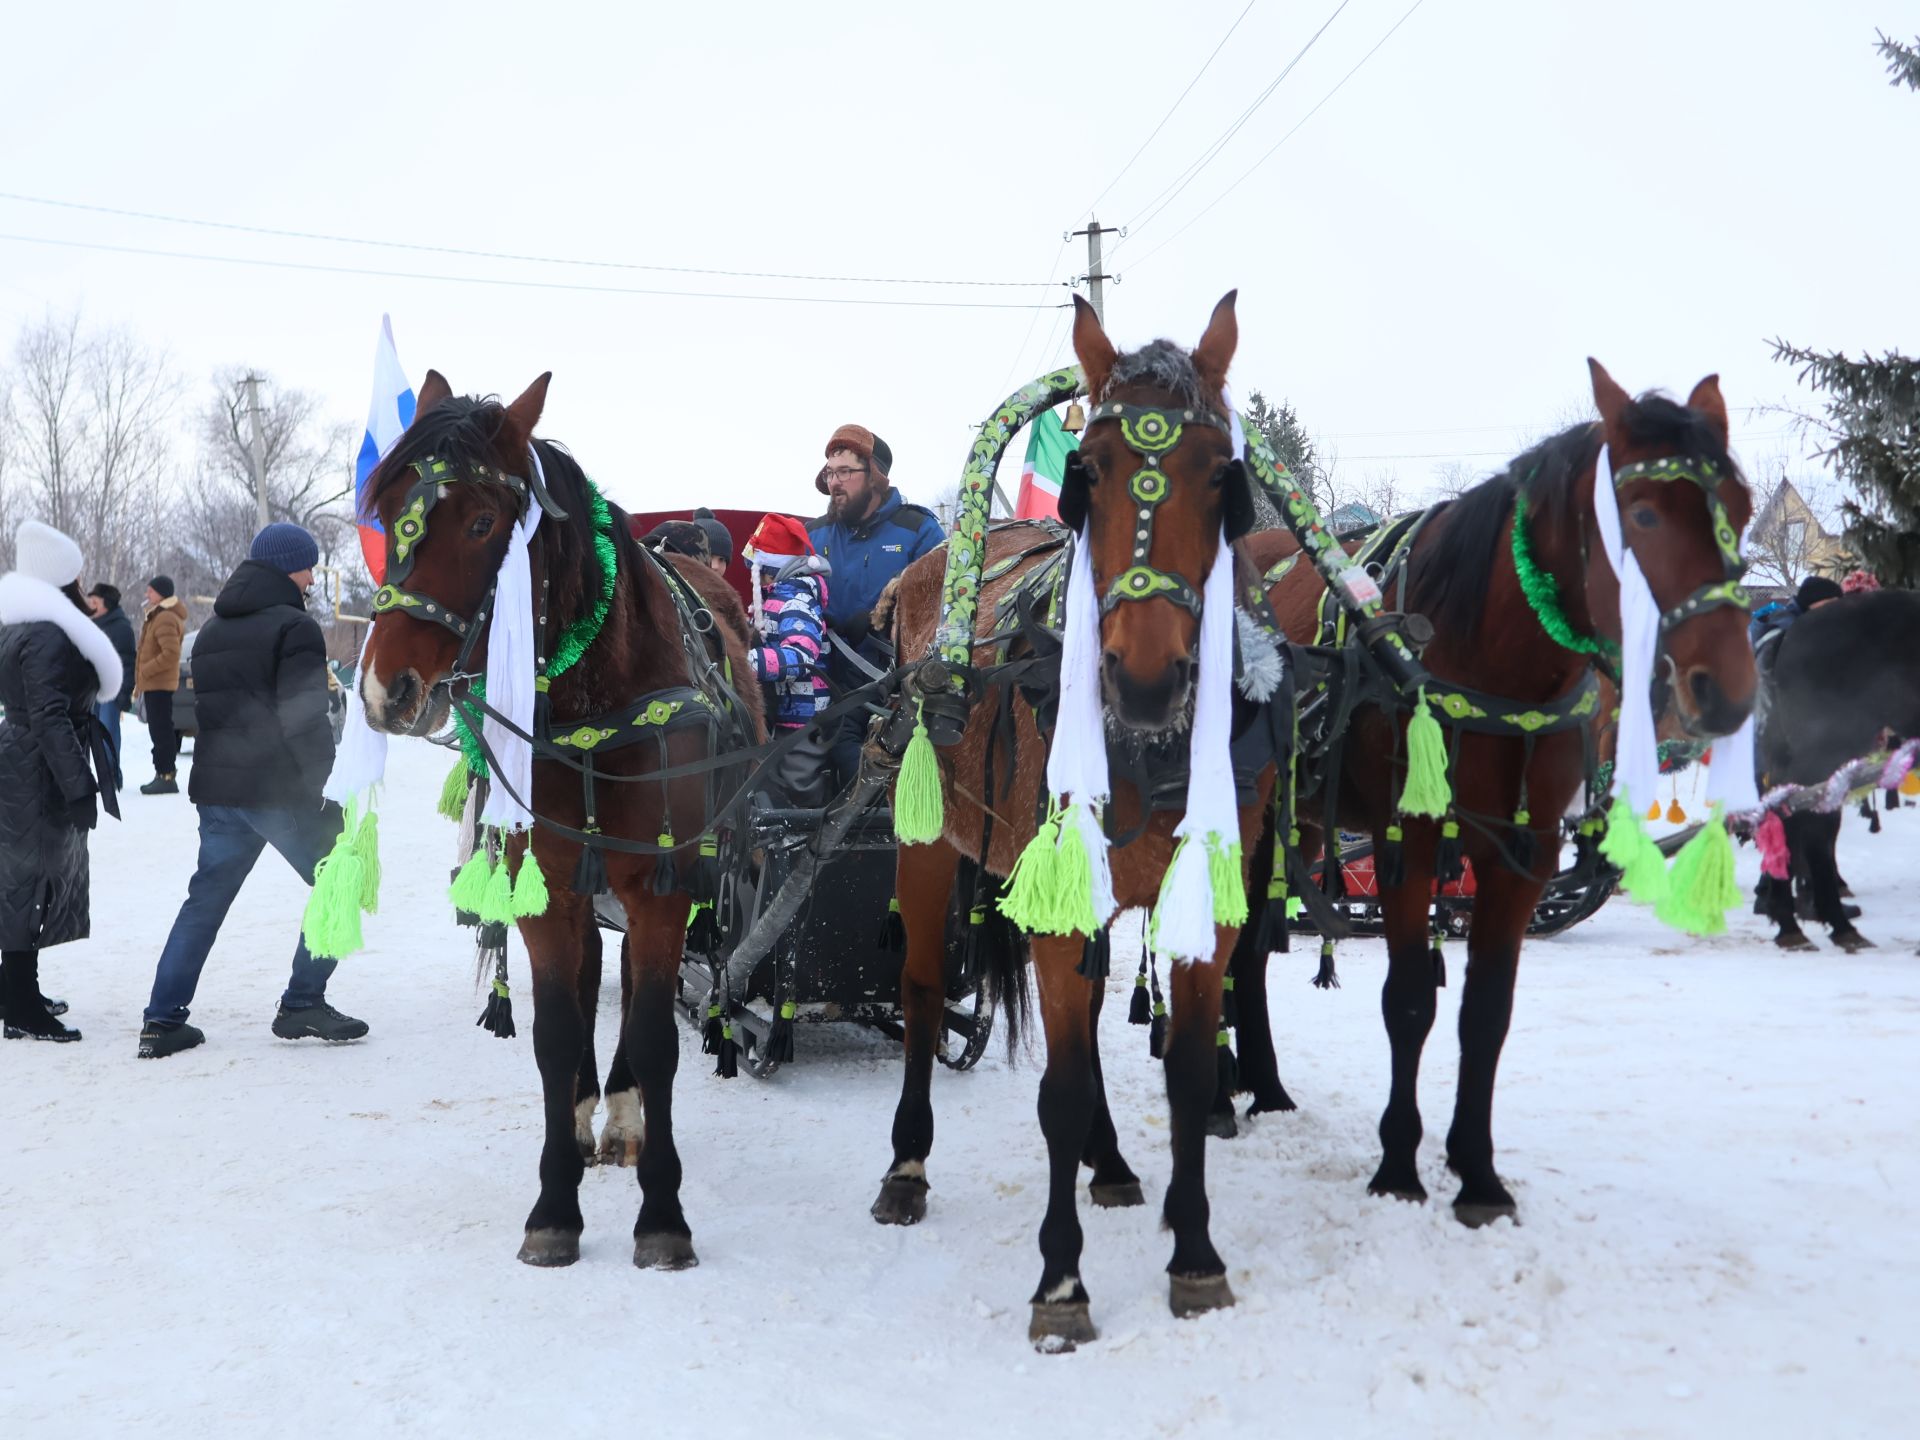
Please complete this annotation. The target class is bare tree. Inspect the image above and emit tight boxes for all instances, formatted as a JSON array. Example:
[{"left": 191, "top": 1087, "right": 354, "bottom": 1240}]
[
  {"left": 1744, "top": 454, "right": 1842, "bottom": 589},
  {"left": 1430, "top": 459, "right": 1481, "bottom": 500},
  {"left": 1, "top": 311, "right": 179, "bottom": 591}
]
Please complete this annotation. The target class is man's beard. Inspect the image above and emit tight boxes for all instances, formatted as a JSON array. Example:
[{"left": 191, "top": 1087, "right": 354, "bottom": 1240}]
[{"left": 829, "top": 485, "right": 871, "bottom": 523}]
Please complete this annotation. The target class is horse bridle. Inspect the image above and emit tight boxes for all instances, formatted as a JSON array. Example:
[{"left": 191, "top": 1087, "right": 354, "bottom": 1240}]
[
  {"left": 1079, "top": 400, "right": 1241, "bottom": 618},
  {"left": 1612, "top": 454, "right": 1752, "bottom": 634},
  {"left": 369, "top": 452, "right": 572, "bottom": 674}
]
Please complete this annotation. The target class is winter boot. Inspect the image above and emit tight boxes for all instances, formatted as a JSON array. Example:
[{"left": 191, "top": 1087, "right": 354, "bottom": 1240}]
[
  {"left": 0, "top": 951, "right": 79, "bottom": 1041},
  {"left": 271, "top": 1003, "right": 369, "bottom": 1043},
  {"left": 140, "top": 773, "right": 179, "bottom": 796},
  {"left": 137, "top": 1021, "right": 206, "bottom": 1059}
]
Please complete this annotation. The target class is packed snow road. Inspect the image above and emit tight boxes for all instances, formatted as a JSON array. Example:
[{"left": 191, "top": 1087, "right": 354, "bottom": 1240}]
[{"left": 4, "top": 724, "right": 1916, "bottom": 1438}]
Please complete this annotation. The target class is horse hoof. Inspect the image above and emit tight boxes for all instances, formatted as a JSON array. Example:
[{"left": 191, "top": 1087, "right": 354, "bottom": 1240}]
[
  {"left": 1367, "top": 1167, "right": 1428, "bottom": 1205},
  {"left": 597, "top": 1136, "right": 641, "bottom": 1168},
  {"left": 1455, "top": 1198, "right": 1519, "bottom": 1228},
  {"left": 870, "top": 1176, "right": 928, "bottom": 1226},
  {"left": 1206, "top": 1110, "right": 1239, "bottom": 1140},
  {"left": 1028, "top": 1301, "right": 1097, "bottom": 1352},
  {"left": 1246, "top": 1090, "right": 1298, "bottom": 1117},
  {"left": 517, "top": 1229, "right": 581, "bottom": 1267},
  {"left": 1089, "top": 1180, "right": 1145, "bottom": 1209},
  {"left": 632, "top": 1232, "right": 698, "bottom": 1271},
  {"left": 1835, "top": 930, "right": 1877, "bottom": 954},
  {"left": 1169, "top": 1272, "right": 1236, "bottom": 1318},
  {"left": 1775, "top": 930, "right": 1816, "bottom": 952}
]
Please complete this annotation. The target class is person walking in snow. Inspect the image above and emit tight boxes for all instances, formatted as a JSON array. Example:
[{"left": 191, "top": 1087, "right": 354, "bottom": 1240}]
[
  {"left": 133, "top": 574, "right": 187, "bottom": 794},
  {"left": 86, "top": 582, "right": 137, "bottom": 790},
  {"left": 0, "top": 521, "right": 124, "bottom": 1043},
  {"left": 746, "top": 513, "right": 835, "bottom": 807},
  {"left": 137, "top": 523, "right": 369, "bottom": 1059}
]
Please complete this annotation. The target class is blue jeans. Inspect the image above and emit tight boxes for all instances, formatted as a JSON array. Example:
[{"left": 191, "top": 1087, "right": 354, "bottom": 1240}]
[
  {"left": 96, "top": 702, "right": 123, "bottom": 789},
  {"left": 144, "top": 804, "right": 345, "bottom": 1025}
]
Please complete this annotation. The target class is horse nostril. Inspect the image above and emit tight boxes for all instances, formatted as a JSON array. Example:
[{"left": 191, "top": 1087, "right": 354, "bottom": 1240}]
[
  {"left": 388, "top": 668, "right": 420, "bottom": 716},
  {"left": 1171, "top": 657, "right": 1193, "bottom": 691},
  {"left": 1102, "top": 650, "right": 1122, "bottom": 682},
  {"left": 1688, "top": 668, "right": 1718, "bottom": 710}
]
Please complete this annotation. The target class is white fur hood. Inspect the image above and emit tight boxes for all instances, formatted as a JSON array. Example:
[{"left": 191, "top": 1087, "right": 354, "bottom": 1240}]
[{"left": 0, "top": 571, "right": 125, "bottom": 700}]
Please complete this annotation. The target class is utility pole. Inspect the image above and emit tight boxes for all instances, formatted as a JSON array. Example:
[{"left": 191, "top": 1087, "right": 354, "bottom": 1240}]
[
  {"left": 1070, "top": 217, "right": 1124, "bottom": 325},
  {"left": 240, "top": 373, "right": 270, "bottom": 531}
]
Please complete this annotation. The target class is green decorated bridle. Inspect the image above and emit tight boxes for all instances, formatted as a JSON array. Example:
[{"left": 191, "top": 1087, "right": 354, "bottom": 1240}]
[
  {"left": 1080, "top": 399, "right": 1238, "bottom": 617},
  {"left": 1610, "top": 454, "right": 1752, "bottom": 634}
]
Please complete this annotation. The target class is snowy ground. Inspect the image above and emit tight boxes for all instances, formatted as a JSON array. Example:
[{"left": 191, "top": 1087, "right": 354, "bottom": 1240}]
[{"left": 4, "top": 722, "right": 1918, "bottom": 1439}]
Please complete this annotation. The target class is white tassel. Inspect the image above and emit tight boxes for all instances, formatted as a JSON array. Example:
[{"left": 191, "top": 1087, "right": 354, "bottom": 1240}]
[
  {"left": 1234, "top": 605, "right": 1285, "bottom": 702},
  {"left": 1593, "top": 444, "right": 1660, "bottom": 811},
  {"left": 479, "top": 447, "right": 547, "bottom": 831},
  {"left": 325, "top": 624, "right": 389, "bottom": 804}
]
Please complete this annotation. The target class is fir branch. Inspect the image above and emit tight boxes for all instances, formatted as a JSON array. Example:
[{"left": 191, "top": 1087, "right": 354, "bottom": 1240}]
[{"left": 1877, "top": 30, "right": 1920, "bottom": 91}]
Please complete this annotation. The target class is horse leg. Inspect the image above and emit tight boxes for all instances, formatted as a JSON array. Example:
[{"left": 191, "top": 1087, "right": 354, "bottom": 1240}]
[
  {"left": 1367, "top": 861, "right": 1441, "bottom": 1203},
  {"left": 619, "top": 886, "right": 698, "bottom": 1270},
  {"left": 1443, "top": 862, "right": 1540, "bottom": 1227},
  {"left": 1082, "top": 976, "right": 1144, "bottom": 1208},
  {"left": 1163, "top": 932, "right": 1234, "bottom": 1319},
  {"left": 1794, "top": 810, "right": 1871, "bottom": 950},
  {"left": 872, "top": 837, "right": 962, "bottom": 1225},
  {"left": 598, "top": 934, "right": 644, "bottom": 1167},
  {"left": 1028, "top": 934, "right": 1101, "bottom": 1350},
  {"left": 515, "top": 889, "right": 593, "bottom": 1267},
  {"left": 573, "top": 921, "right": 603, "bottom": 1164},
  {"left": 1228, "top": 826, "right": 1296, "bottom": 1116}
]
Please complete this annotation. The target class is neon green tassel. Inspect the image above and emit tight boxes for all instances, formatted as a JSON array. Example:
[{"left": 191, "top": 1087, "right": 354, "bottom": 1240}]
[
  {"left": 301, "top": 842, "right": 365, "bottom": 959},
  {"left": 480, "top": 859, "right": 517, "bottom": 926},
  {"left": 1398, "top": 690, "right": 1452, "bottom": 819},
  {"left": 1599, "top": 795, "right": 1670, "bottom": 904},
  {"left": 1654, "top": 809, "right": 1740, "bottom": 936},
  {"left": 893, "top": 702, "right": 945, "bottom": 844},
  {"left": 437, "top": 759, "right": 471, "bottom": 821},
  {"left": 449, "top": 851, "right": 493, "bottom": 915},
  {"left": 1208, "top": 836, "right": 1249, "bottom": 927},
  {"left": 1285, "top": 895, "right": 1304, "bottom": 920},
  {"left": 350, "top": 808, "right": 381, "bottom": 914},
  {"left": 510, "top": 852, "right": 550, "bottom": 918},
  {"left": 998, "top": 803, "right": 1082, "bottom": 935}
]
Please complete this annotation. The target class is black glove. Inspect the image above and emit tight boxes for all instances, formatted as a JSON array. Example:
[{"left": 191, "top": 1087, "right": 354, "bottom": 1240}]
[
  {"left": 837, "top": 609, "right": 873, "bottom": 646},
  {"left": 66, "top": 794, "right": 99, "bottom": 832}
]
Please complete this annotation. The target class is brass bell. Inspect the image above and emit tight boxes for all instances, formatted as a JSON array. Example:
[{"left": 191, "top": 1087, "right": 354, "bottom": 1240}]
[{"left": 1062, "top": 401, "right": 1087, "bottom": 434}]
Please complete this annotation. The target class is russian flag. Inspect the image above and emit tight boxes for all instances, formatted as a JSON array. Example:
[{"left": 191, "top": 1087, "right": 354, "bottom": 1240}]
[{"left": 355, "top": 315, "right": 415, "bottom": 583}]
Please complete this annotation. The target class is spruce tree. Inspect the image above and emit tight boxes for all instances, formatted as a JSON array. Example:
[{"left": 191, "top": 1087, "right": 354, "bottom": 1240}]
[{"left": 1770, "top": 31, "right": 1920, "bottom": 585}]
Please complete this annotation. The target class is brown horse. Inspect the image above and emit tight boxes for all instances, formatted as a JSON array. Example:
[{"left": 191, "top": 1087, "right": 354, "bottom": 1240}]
[
  {"left": 1249, "top": 361, "right": 1755, "bottom": 1224},
  {"left": 878, "top": 294, "right": 1271, "bottom": 1348},
  {"left": 358, "top": 372, "right": 762, "bottom": 1269}
]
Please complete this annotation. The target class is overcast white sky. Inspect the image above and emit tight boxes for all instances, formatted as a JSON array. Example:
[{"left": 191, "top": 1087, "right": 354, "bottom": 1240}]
[{"left": 2, "top": 1, "right": 1914, "bottom": 525}]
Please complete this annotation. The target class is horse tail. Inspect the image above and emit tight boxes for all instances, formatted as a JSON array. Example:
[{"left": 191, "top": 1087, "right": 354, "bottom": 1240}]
[{"left": 954, "top": 856, "right": 1030, "bottom": 1058}]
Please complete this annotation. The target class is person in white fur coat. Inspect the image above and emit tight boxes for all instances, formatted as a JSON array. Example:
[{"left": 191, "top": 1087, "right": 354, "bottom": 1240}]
[{"left": 0, "top": 521, "right": 123, "bottom": 1041}]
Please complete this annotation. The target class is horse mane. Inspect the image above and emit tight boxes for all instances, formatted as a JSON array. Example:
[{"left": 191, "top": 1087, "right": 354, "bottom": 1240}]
[
  {"left": 1407, "top": 392, "right": 1742, "bottom": 640},
  {"left": 361, "top": 393, "right": 603, "bottom": 635},
  {"left": 1105, "top": 339, "right": 1225, "bottom": 417}
]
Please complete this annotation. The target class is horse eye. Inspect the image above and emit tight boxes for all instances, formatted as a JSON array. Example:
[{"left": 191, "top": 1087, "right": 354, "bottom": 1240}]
[
  {"left": 469, "top": 514, "right": 497, "bottom": 539},
  {"left": 1630, "top": 505, "right": 1659, "bottom": 529},
  {"left": 1209, "top": 463, "right": 1230, "bottom": 488}
]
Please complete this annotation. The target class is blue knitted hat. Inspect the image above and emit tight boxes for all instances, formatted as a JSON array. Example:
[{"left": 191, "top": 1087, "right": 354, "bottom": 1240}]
[{"left": 249, "top": 522, "right": 320, "bottom": 575}]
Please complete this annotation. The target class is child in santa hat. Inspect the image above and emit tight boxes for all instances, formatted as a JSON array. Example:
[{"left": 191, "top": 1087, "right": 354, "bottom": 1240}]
[{"left": 746, "top": 514, "right": 836, "bottom": 807}]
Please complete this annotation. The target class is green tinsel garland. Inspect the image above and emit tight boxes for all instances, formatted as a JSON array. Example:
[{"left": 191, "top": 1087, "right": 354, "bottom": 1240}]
[
  {"left": 447, "top": 480, "right": 616, "bottom": 780},
  {"left": 1511, "top": 493, "right": 1622, "bottom": 663},
  {"left": 1594, "top": 739, "right": 1714, "bottom": 798}
]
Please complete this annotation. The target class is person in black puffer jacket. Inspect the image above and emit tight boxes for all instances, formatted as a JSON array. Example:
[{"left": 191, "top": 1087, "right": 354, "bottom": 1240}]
[
  {"left": 137, "top": 523, "right": 370, "bottom": 1059},
  {"left": 0, "top": 521, "right": 125, "bottom": 1043},
  {"left": 86, "top": 581, "right": 138, "bottom": 790}
]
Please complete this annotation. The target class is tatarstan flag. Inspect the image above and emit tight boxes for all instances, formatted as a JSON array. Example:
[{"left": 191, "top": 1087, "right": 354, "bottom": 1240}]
[{"left": 1015, "top": 407, "right": 1079, "bottom": 521}]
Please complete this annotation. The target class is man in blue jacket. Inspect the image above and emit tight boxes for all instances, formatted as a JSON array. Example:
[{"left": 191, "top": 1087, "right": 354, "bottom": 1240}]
[{"left": 807, "top": 424, "right": 946, "bottom": 786}]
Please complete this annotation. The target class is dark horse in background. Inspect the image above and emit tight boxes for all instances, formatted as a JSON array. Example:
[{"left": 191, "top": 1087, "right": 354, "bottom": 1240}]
[
  {"left": 359, "top": 373, "right": 763, "bottom": 1270},
  {"left": 1757, "top": 587, "right": 1920, "bottom": 952},
  {"left": 1239, "top": 362, "right": 1756, "bottom": 1225}
]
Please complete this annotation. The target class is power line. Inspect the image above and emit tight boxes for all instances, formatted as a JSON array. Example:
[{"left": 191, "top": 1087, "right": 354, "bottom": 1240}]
[
  {"left": 0, "top": 231, "right": 1050, "bottom": 310},
  {"left": 0, "top": 190, "right": 1052, "bottom": 291},
  {"left": 1115, "top": 0, "right": 1353, "bottom": 248},
  {"left": 1125, "top": 0, "right": 1430, "bottom": 272},
  {"left": 996, "top": 237, "right": 1072, "bottom": 396},
  {"left": 1080, "top": 0, "right": 1260, "bottom": 220}
]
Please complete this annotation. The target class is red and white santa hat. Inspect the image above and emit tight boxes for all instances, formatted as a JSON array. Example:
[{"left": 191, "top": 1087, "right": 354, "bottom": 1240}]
[{"left": 746, "top": 513, "right": 813, "bottom": 571}]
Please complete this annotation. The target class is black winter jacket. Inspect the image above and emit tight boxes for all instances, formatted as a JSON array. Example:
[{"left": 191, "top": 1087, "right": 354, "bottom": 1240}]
[
  {"left": 95, "top": 606, "right": 137, "bottom": 709},
  {"left": 0, "top": 576, "right": 117, "bottom": 951},
  {"left": 187, "top": 561, "right": 335, "bottom": 810}
]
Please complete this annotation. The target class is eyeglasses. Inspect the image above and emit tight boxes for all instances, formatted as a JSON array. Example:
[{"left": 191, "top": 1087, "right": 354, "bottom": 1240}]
[{"left": 823, "top": 465, "right": 868, "bottom": 482}]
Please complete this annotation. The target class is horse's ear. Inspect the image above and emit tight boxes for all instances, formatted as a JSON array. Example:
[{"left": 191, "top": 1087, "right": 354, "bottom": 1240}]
[
  {"left": 1587, "top": 357, "right": 1631, "bottom": 432},
  {"left": 1193, "top": 290, "right": 1238, "bottom": 399},
  {"left": 1058, "top": 450, "right": 1093, "bottom": 533},
  {"left": 504, "top": 372, "right": 552, "bottom": 449},
  {"left": 1686, "top": 373, "right": 1731, "bottom": 446},
  {"left": 1071, "top": 295, "right": 1118, "bottom": 400},
  {"left": 416, "top": 369, "right": 453, "bottom": 419},
  {"left": 1221, "top": 457, "right": 1257, "bottom": 542}
]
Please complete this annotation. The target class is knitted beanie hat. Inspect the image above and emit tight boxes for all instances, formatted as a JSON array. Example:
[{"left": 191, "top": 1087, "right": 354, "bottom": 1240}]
[
  {"left": 1795, "top": 574, "right": 1843, "bottom": 609},
  {"left": 817, "top": 424, "right": 892, "bottom": 493},
  {"left": 15, "top": 520, "right": 84, "bottom": 587},
  {"left": 691, "top": 507, "right": 733, "bottom": 564},
  {"left": 147, "top": 575, "right": 176, "bottom": 599},
  {"left": 747, "top": 513, "right": 814, "bottom": 569},
  {"left": 249, "top": 522, "right": 321, "bottom": 575}
]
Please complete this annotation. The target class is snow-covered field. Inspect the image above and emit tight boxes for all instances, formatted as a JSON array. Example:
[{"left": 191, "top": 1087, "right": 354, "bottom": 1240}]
[{"left": 4, "top": 722, "right": 1917, "bottom": 1439}]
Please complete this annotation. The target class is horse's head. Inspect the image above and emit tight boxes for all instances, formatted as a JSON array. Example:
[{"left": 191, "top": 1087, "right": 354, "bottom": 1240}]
[
  {"left": 359, "top": 370, "right": 551, "bottom": 735},
  {"left": 1062, "top": 292, "right": 1257, "bottom": 733},
  {"left": 1589, "top": 359, "right": 1756, "bottom": 737}
]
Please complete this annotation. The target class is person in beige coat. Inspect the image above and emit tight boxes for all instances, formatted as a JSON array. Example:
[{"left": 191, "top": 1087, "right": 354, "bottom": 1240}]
[{"left": 134, "top": 575, "right": 186, "bottom": 795}]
